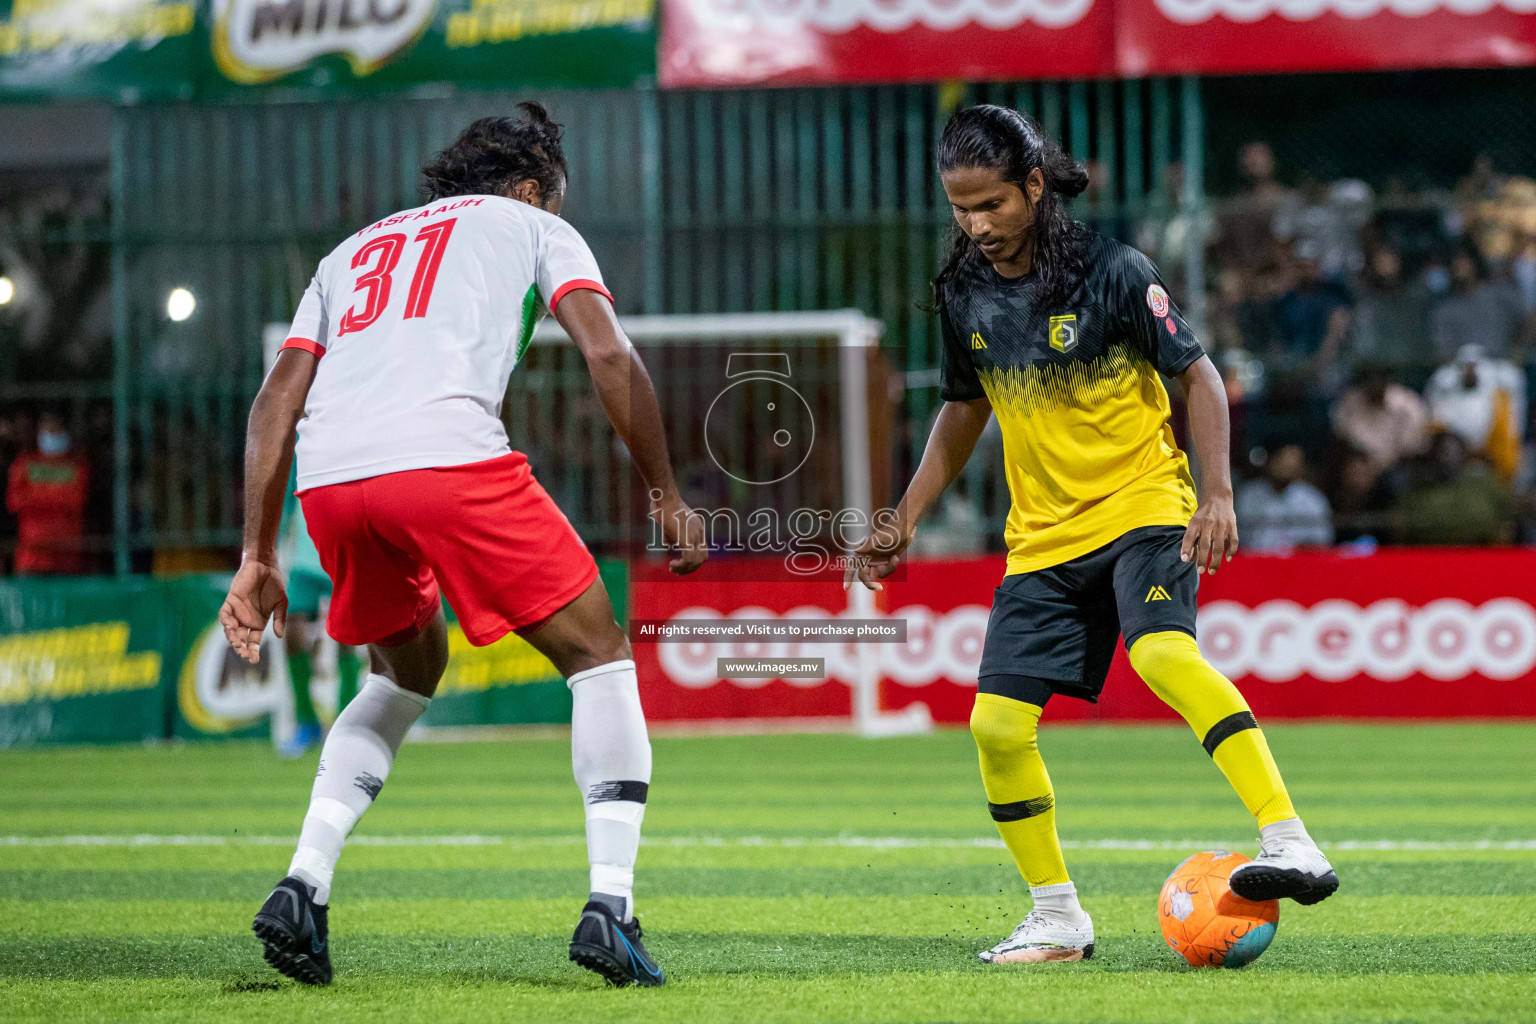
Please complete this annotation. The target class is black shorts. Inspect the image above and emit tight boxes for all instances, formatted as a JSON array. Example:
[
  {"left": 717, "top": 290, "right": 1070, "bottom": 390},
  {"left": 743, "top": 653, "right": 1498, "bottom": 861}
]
[{"left": 977, "top": 525, "right": 1197, "bottom": 704}]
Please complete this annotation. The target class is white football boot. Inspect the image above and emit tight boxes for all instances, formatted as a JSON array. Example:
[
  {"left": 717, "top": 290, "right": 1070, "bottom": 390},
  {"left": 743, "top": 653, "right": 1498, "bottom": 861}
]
[
  {"left": 1229, "top": 837, "right": 1339, "bottom": 905},
  {"left": 978, "top": 910, "right": 1095, "bottom": 964}
]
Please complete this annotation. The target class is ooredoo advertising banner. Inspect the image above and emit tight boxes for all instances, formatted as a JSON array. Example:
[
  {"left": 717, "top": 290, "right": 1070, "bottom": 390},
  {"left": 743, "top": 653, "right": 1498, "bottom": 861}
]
[
  {"left": 631, "top": 558, "right": 996, "bottom": 723},
  {"left": 1116, "top": 0, "right": 1536, "bottom": 77},
  {"left": 630, "top": 550, "right": 1536, "bottom": 724},
  {"left": 659, "top": 0, "right": 1536, "bottom": 86},
  {"left": 659, "top": 0, "right": 1116, "bottom": 86}
]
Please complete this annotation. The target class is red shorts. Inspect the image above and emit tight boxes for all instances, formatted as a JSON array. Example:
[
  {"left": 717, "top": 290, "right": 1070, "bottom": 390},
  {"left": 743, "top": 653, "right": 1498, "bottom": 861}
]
[{"left": 298, "top": 452, "right": 599, "bottom": 648}]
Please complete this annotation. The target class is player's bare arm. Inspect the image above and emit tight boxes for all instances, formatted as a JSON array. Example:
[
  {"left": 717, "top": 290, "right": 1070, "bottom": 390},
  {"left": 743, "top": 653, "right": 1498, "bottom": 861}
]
[
  {"left": 1177, "top": 353, "right": 1238, "bottom": 576},
  {"left": 846, "top": 394, "right": 992, "bottom": 591},
  {"left": 220, "top": 348, "right": 318, "bottom": 664},
  {"left": 553, "top": 287, "right": 707, "bottom": 576}
]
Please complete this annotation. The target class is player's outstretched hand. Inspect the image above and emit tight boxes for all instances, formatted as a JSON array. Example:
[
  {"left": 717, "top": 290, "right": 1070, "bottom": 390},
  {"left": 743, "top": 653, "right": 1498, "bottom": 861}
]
[
  {"left": 1181, "top": 494, "right": 1239, "bottom": 575},
  {"left": 843, "top": 523, "right": 912, "bottom": 593},
  {"left": 219, "top": 559, "right": 289, "bottom": 665},
  {"left": 650, "top": 492, "right": 708, "bottom": 575}
]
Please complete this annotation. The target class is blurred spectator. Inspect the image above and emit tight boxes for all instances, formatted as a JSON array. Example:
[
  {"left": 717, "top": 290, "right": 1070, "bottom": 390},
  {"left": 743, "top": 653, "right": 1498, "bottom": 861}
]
[
  {"left": 1271, "top": 239, "right": 1352, "bottom": 372},
  {"left": 1443, "top": 151, "right": 1505, "bottom": 224},
  {"left": 1363, "top": 178, "right": 1452, "bottom": 276},
  {"left": 1208, "top": 265, "right": 1275, "bottom": 356},
  {"left": 5, "top": 409, "right": 90, "bottom": 574},
  {"left": 1422, "top": 254, "right": 1453, "bottom": 303},
  {"left": 1512, "top": 234, "right": 1536, "bottom": 315},
  {"left": 1455, "top": 153, "right": 1507, "bottom": 207},
  {"left": 1424, "top": 345, "right": 1526, "bottom": 483},
  {"left": 1236, "top": 444, "right": 1333, "bottom": 552},
  {"left": 1429, "top": 245, "right": 1525, "bottom": 361},
  {"left": 1214, "top": 142, "right": 1297, "bottom": 276},
  {"left": 1274, "top": 175, "right": 1372, "bottom": 279},
  {"left": 1351, "top": 245, "right": 1433, "bottom": 367},
  {"left": 1209, "top": 143, "right": 1295, "bottom": 364},
  {"left": 1137, "top": 163, "right": 1217, "bottom": 307},
  {"left": 1328, "top": 445, "right": 1397, "bottom": 544},
  {"left": 1331, "top": 362, "right": 1430, "bottom": 483},
  {"left": 1460, "top": 166, "right": 1536, "bottom": 271},
  {"left": 1400, "top": 432, "right": 1512, "bottom": 545}
]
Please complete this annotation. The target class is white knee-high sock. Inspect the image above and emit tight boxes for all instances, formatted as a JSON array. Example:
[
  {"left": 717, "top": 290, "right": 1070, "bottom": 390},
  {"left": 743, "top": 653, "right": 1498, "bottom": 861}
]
[
  {"left": 569, "top": 659, "right": 651, "bottom": 921},
  {"left": 288, "top": 673, "right": 429, "bottom": 903}
]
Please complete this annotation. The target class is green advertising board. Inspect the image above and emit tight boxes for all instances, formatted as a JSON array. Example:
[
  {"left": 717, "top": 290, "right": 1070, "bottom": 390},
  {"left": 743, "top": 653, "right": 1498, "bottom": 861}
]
[
  {"left": 0, "top": 0, "right": 654, "bottom": 100},
  {"left": 0, "top": 576, "right": 171, "bottom": 745},
  {"left": 422, "top": 558, "right": 627, "bottom": 728},
  {"left": 0, "top": 559, "right": 626, "bottom": 747}
]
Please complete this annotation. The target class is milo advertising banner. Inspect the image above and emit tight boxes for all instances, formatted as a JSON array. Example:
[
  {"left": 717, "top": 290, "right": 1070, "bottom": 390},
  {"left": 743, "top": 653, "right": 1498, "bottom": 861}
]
[
  {"left": 0, "top": 560, "right": 624, "bottom": 747},
  {"left": 0, "top": 0, "right": 654, "bottom": 99},
  {"left": 205, "top": 0, "right": 654, "bottom": 92}
]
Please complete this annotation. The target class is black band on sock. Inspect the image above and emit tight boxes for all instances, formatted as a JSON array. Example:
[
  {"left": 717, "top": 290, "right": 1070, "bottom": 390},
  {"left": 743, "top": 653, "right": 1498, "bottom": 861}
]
[
  {"left": 977, "top": 674, "right": 1056, "bottom": 707},
  {"left": 1201, "top": 711, "right": 1259, "bottom": 756},
  {"left": 988, "top": 794, "right": 1055, "bottom": 822},
  {"left": 587, "top": 780, "right": 649, "bottom": 804}
]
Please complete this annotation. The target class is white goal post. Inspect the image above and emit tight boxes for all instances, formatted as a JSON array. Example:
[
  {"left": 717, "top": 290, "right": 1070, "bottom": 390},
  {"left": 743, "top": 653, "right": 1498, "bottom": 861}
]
[{"left": 531, "top": 310, "right": 934, "bottom": 739}]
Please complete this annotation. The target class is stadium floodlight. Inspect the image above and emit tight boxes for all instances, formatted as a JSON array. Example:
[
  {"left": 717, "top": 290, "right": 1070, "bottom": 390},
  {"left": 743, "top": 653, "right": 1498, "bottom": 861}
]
[
  {"left": 533, "top": 310, "right": 934, "bottom": 739},
  {"left": 167, "top": 287, "right": 196, "bottom": 322},
  {"left": 0, "top": 276, "right": 13, "bottom": 305}
]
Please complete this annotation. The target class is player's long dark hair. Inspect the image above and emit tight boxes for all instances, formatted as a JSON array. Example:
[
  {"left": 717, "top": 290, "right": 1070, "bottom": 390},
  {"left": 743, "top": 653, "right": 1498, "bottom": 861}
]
[
  {"left": 932, "top": 105, "right": 1091, "bottom": 310},
  {"left": 420, "top": 102, "right": 568, "bottom": 203}
]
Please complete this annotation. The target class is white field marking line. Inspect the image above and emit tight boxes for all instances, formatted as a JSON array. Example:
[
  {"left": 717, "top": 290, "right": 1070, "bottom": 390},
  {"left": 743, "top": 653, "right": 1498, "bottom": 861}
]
[{"left": 2, "top": 835, "right": 1535, "bottom": 851}]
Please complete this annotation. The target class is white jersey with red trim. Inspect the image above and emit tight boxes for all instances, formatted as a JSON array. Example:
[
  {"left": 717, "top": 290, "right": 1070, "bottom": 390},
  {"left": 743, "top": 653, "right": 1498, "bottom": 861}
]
[{"left": 283, "top": 194, "right": 610, "bottom": 490}]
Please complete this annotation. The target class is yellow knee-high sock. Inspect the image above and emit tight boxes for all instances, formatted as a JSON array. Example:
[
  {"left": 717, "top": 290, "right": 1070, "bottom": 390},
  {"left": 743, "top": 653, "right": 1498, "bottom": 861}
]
[
  {"left": 970, "top": 693, "right": 1070, "bottom": 886},
  {"left": 1128, "top": 631, "right": 1298, "bottom": 828}
]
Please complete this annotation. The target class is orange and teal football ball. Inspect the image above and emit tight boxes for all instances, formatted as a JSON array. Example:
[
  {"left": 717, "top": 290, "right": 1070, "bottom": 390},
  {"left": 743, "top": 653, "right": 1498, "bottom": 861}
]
[{"left": 1158, "top": 851, "right": 1279, "bottom": 968}]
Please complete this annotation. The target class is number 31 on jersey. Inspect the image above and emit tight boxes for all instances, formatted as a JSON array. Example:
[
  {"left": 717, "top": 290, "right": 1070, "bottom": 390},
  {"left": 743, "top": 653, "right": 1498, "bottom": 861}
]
[{"left": 338, "top": 218, "right": 457, "bottom": 337}]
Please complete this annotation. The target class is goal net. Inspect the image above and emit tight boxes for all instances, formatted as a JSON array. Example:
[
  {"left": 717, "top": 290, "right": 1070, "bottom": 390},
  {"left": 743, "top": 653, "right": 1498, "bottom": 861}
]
[{"left": 522, "top": 310, "right": 934, "bottom": 739}]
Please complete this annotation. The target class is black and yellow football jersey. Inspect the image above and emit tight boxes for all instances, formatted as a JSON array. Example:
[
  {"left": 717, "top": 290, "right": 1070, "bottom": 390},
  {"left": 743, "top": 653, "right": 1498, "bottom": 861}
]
[{"left": 939, "top": 234, "right": 1205, "bottom": 575}]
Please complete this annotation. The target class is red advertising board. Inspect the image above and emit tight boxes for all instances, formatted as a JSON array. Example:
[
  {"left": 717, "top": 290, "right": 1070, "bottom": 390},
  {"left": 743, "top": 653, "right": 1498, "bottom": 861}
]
[
  {"left": 659, "top": 0, "right": 1536, "bottom": 86},
  {"left": 660, "top": 0, "right": 1116, "bottom": 87},
  {"left": 1116, "top": 0, "right": 1536, "bottom": 77},
  {"left": 630, "top": 549, "right": 1536, "bottom": 724}
]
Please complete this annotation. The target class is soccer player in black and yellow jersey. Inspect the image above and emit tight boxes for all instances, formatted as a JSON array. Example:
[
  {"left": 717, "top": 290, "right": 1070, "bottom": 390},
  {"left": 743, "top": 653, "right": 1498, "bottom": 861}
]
[{"left": 849, "top": 106, "right": 1338, "bottom": 963}]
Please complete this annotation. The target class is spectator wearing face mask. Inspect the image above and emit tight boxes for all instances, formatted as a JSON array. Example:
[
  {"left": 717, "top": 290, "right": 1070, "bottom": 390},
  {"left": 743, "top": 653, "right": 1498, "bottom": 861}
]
[
  {"left": 1236, "top": 444, "right": 1334, "bottom": 553},
  {"left": 1424, "top": 345, "right": 1526, "bottom": 483},
  {"left": 5, "top": 410, "right": 91, "bottom": 575}
]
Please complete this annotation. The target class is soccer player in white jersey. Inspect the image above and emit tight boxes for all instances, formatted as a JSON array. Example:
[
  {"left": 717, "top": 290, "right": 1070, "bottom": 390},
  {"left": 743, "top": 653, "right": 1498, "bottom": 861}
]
[{"left": 220, "top": 104, "right": 706, "bottom": 988}]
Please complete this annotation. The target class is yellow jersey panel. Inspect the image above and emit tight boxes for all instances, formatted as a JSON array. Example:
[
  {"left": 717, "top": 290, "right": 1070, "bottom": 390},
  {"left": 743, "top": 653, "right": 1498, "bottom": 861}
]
[{"left": 939, "top": 235, "right": 1204, "bottom": 573}]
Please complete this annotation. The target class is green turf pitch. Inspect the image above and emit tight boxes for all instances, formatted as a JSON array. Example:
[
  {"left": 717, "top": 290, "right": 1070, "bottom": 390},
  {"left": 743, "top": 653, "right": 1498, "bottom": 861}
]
[{"left": 2, "top": 722, "right": 1533, "bottom": 1023}]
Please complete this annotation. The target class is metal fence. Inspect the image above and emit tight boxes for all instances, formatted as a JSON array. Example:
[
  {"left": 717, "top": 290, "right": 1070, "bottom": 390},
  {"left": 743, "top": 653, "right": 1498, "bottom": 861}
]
[{"left": 5, "top": 78, "right": 1204, "bottom": 573}]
